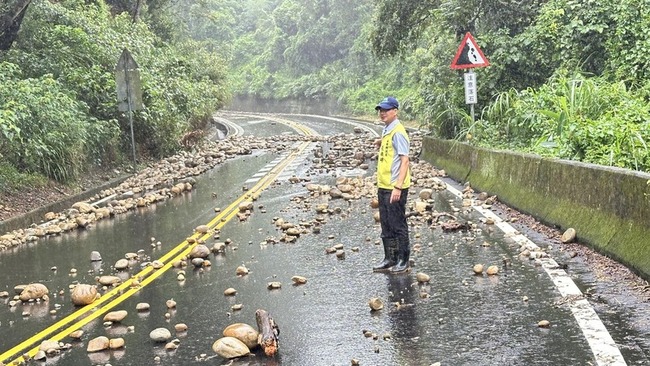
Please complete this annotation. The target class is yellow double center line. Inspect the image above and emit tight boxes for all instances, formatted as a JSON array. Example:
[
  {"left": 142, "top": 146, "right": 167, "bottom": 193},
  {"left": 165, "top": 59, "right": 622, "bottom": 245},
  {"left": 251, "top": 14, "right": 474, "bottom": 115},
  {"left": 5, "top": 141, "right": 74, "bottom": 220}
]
[{"left": 1, "top": 139, "right": 313, "bottom": 365}]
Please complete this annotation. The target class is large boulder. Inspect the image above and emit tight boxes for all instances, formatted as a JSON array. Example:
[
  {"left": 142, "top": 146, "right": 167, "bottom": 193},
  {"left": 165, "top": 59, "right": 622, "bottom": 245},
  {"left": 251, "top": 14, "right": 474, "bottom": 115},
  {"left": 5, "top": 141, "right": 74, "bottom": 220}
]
[
  {"left": 222, "top": 323, "right": 259, "bottom": 349},
  {"left": 212, "top": 337, "right": 250, "bottom": 359},
  {"left": 71, "top": 284, "right": 98, "bottom": 306},
  {"left": 19, "top": 283, "right": 49, "bottom": 302}
]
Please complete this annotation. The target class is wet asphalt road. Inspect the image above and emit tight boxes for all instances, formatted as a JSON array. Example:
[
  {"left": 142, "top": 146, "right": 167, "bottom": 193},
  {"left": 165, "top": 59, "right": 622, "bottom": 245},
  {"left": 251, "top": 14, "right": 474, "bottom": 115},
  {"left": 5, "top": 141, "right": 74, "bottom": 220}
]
[{"left": 0, "top": 112, "right": 648, "bottom": 366}]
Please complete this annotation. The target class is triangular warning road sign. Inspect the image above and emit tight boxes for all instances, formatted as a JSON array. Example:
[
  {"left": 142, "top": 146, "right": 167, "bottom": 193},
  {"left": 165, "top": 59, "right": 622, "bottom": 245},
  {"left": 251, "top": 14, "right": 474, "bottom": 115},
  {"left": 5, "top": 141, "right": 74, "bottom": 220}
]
[{"left": 451, "top": 32, "right": 490, "bottom": 69}]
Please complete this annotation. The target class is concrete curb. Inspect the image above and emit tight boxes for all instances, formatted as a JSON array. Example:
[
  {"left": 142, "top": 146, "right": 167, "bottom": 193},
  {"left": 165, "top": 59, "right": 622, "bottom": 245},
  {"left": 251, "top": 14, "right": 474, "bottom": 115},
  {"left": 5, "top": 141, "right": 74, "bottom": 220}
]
[
  {"left": 421, "top": 137, "right": 650, "bottom": 281},
  {"left": 0, "top": 175, "right": 131, "bottom": 234}
]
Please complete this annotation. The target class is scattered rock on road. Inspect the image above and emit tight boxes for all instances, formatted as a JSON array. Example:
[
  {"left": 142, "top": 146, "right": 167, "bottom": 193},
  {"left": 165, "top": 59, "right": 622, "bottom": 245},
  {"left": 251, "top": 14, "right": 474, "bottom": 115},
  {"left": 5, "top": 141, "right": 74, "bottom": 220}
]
[
  {"left": 150, "top": 328, "right": 172, "bottom": 342},
  {"left": 212, "top": 337, "right": 250, "bottom": 359}
]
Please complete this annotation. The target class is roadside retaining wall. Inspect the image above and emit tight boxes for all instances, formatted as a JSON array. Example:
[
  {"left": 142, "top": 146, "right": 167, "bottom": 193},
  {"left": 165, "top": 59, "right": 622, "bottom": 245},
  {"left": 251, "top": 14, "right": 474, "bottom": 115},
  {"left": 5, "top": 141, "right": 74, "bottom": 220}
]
[{"left": 420, "top": 137, "right": 650, "bottom": 280}]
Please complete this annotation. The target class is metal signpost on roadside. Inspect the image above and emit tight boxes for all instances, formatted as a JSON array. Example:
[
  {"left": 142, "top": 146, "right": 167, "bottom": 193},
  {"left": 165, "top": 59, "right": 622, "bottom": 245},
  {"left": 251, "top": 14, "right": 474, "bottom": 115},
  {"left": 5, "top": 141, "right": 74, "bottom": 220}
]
[
  {"left": 115, "top": 48, "right": 143, "bottom": 172},
  {"left": 450, "top": 32, "right": 490, "bottom": 125}
]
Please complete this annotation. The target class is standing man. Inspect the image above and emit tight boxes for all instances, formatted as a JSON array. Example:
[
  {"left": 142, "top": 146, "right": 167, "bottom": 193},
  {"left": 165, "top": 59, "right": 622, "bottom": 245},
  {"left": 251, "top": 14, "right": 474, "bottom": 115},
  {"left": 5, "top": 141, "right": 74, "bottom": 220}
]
[{"left": 372, "top": 96, "right": 411, "bottom": 274}]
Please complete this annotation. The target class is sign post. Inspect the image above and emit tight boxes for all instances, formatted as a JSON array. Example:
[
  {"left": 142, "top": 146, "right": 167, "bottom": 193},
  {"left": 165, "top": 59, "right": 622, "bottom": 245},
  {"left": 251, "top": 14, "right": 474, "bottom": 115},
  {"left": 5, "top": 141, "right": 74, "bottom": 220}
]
[
  {"left": 450, "top": 32, "right": 490, "bottom": 127},
  {"left": 115, "top": 48, "right": 143, "bottom": 172}
]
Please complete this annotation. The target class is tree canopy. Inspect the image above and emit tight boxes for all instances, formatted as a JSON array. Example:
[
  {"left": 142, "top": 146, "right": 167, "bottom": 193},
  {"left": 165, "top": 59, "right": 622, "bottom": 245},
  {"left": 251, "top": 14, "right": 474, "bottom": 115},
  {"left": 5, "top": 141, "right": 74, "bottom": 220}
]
[{"left": 2, "top": 0, "right": 650, "bottom": 190}]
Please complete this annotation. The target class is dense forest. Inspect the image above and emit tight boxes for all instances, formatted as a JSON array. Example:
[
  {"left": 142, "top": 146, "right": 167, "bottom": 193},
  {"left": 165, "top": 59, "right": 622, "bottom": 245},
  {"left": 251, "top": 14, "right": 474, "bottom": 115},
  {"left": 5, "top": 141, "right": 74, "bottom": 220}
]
[{"left": 1, "top": 0, "right": 650, "bottom": 192}]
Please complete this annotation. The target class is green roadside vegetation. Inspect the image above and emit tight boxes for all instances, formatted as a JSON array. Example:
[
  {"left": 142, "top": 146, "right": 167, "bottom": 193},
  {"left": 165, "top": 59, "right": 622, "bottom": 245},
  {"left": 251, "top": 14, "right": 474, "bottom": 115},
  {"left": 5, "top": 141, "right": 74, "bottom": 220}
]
[
  {"left": 1, "top": 0, "right": 229, "bottom": 192},
  {"left": 1, "top": 0, "right": 649, "bottom": 195},
  {"left": 225, "top": 0, "right": 650, "bottom": 172}
]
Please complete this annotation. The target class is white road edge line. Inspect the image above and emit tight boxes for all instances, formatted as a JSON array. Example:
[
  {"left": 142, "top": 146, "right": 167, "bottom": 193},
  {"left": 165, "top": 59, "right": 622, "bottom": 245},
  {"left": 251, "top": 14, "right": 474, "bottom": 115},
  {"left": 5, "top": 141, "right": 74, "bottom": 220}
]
[
  {"left": 442, "top": 182, "right": 627, "bottom": 366},
  {"left": 212, "top": 115, "right": 244, "bottom": 136}
]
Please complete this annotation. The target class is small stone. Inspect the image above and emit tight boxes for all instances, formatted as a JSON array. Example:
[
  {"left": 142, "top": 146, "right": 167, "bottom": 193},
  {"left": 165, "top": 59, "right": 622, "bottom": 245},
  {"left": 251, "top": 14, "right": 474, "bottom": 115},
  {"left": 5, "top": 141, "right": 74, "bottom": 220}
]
[
  {"left": 90, "top": 251, "right": 102, "bottom": 262},
  {"left": 39, "top": 340, "right": 60, "bottom": 352},
  {"left": 97, "top": 276, "right": 121, "bottom": 286},
  {"left": 175, "top": 323, "right": 188, "bottom": 332},
  {"left": 267, "top": 282, "right": 282, "bottom": 290},
  {"left": 473, "top": 264, "right": 484, "bottom": 275},
  {"left": 109, "top": 338, "right": 125, "bottom": 349},
  {"left": 538, "top": 320, "right": 550, "bottom": 328},
  {"left": 195, "top": 225, "right": 209, "bottom": 234},
  {"left": 224, "top": 288, "right": 237, "bottom": 296},
  {"left": 34, "top": 350, "right": 46, "bottom": 361},
  {"left": 166, "top": 299, "right": 177, "bottom": 309},
  {"left": 415, "top": 272, "right": 430, "bottom": 283},
  {"left": 368, "top": 297, "right": 383, "bottom": 311},
  {"left": 561, "top": 228, "right": 576, "bottom": 243},
  {"left": 136, "top": 303, "right": 150, "bottom": 311},
  {"left": 189, "top": 244, "right": 210, "bottom": 259},
  {"left": 150, "top": 328, "right": 172, "bottom": 342},
  {"left": 235, "top": 265, "right": 249, "bottom": 276},
  {"left": 69, "top": 330, "right": 84, "bottom": 339},
  {"left": 291, "top": 276, "right": 308, "bottom": 285},
  {"left": 486, "top": 265, "right": 499, "bottom": 275},
  {"left": 87, "top": 336, "right": 110, "bottom": 352},
  {"left": 103, "top": 310, "right": 128, "bottom": 323},
  {"left": 114, "top": 259, "right": 129, "bottom": 270}
]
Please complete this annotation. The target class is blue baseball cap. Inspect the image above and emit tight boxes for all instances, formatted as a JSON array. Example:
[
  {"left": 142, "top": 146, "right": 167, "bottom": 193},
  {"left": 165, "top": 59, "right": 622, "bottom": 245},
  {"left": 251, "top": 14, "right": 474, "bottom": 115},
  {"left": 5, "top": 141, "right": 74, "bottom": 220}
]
[{"left": 375, "top": 96, "right": 399, "bottom": 111}]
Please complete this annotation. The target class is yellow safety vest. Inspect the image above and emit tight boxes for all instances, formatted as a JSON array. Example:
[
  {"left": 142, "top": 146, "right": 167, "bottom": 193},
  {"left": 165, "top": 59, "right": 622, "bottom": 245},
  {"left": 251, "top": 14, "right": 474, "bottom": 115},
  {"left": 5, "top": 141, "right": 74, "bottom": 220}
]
[{"left": 377, "top": 123, "right": 411, "bottom": 190}]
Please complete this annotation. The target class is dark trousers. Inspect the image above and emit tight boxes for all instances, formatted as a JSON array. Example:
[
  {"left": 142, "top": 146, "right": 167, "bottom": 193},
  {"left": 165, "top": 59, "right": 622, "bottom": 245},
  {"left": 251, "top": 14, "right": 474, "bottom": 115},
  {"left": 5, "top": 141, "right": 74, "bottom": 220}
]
[{"left": 377, "top": 188, "right": 409, "bottom": 239}]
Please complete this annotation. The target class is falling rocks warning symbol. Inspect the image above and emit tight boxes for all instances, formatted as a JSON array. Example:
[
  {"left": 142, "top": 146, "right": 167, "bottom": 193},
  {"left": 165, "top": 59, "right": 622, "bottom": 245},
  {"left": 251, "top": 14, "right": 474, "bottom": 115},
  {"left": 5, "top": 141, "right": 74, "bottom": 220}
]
[{"left": 451, "top": 32, "right": 490, "bottom": 69}]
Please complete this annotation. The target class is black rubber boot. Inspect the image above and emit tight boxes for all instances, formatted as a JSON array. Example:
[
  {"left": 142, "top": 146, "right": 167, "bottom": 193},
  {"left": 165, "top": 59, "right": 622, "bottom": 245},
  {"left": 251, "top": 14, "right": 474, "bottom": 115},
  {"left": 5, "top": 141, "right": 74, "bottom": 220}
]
[
  {"left": 373, "top": 238, "right": 398, "bottom": 272},
  {"left": 391, "top": 236, "right": 411, "bottom": 274}
]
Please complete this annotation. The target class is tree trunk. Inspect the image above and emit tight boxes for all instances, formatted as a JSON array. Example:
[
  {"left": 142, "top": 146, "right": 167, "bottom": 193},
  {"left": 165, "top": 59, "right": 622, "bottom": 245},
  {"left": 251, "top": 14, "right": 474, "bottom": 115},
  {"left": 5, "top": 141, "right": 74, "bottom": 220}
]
[
  {"left": 255, "top": 309, "right": 279, "bottom": 357},
  {"left": 0, "top": 0, "right": 31, "bottom": 51},
  {"left": 132, "top": 0, "right": 141, "bottom": 23}
]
